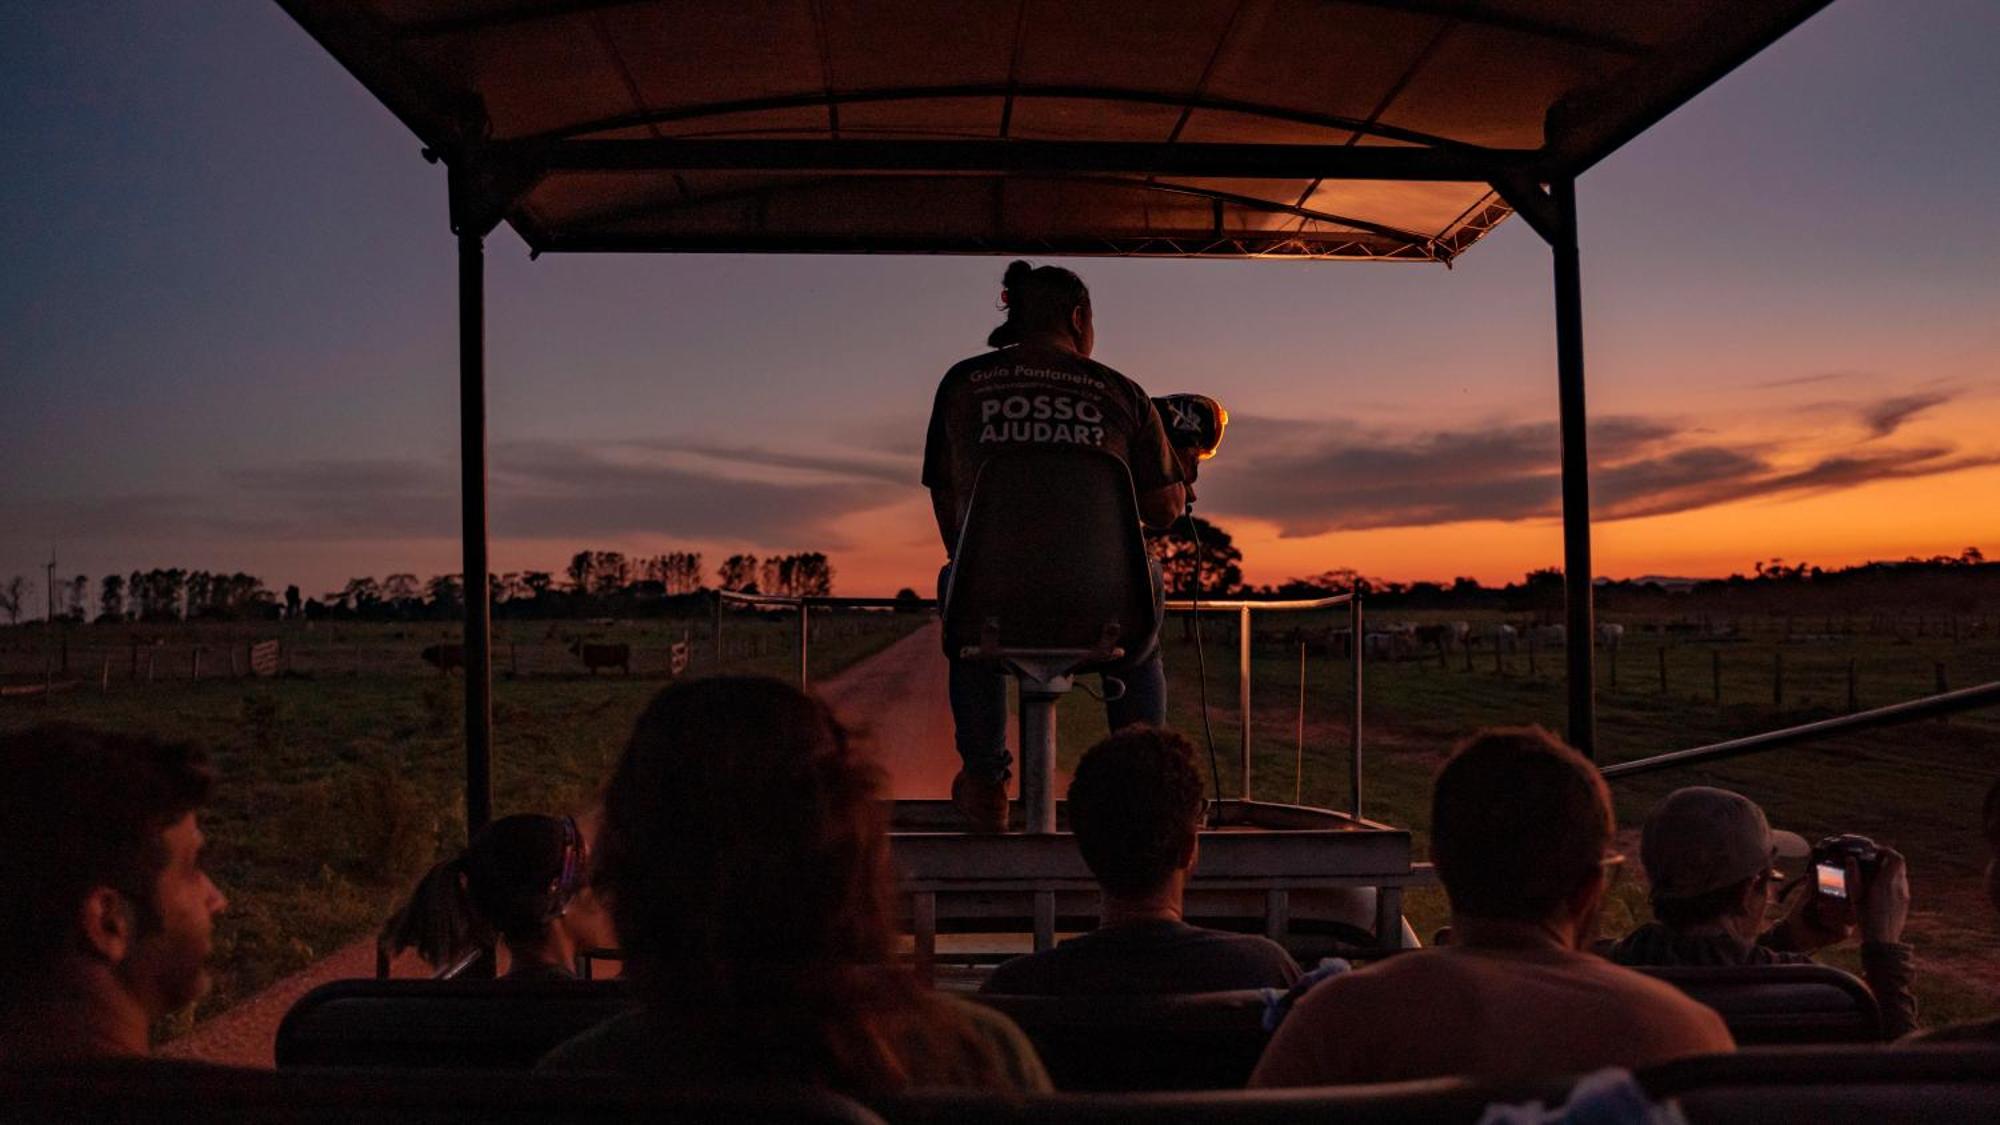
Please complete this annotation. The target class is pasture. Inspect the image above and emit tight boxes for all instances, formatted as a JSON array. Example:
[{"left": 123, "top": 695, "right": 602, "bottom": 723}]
[
  {"left": 0, "top": 609, "right": 926, "bottom": 1035},
  {"left": 1052, "top": 605, "right": 2000, "bottom": 1025},
  {"left": 4, "top": 600, "right": 1998, "bottom": 1035}
]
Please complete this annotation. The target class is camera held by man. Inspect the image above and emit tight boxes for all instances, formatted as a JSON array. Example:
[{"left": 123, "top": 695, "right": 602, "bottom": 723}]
[{"left": 1605, "top": 787, "right": 1918, "bottom": 1039}]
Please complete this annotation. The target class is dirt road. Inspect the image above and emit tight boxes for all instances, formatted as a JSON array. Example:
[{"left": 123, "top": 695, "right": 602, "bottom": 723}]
[{"left": 162, "top": 618, "right": 1026, "bottom": 1066}]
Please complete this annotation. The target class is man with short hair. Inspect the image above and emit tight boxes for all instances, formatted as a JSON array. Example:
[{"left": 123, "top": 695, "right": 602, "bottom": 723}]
[
  {"left": 1605, "top": 786, "right": 1917, "bottom": 1039},
  {"left": 1252, "top": 727, "right": 1732, "bottom": 1087},
  {"left": 982, "top": 726, "right": 1300, "bottom": 994},
  {"left": 0, "top": 725, "right": 228, "bottom": 1060}
]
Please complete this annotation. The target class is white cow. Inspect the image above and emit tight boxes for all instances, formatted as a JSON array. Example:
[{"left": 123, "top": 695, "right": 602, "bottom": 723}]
[
  {"left": 1596, "top": 622, "right": 1626, "bottom": 649},
  {"left": 1494, "top": 623, "right": 1519, "bottom": 653}
]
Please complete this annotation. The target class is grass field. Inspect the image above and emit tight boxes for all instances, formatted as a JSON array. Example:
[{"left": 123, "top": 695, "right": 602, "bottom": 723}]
[
  {"left": 5, "top": 601, "right": 1997, "bottom": 1036},
  {"left": 0, "top": 610, "right": 926, "bottom": 1035},
  {"left": 1053, "top": 607, "right": 2000, "bottom": 1026}
]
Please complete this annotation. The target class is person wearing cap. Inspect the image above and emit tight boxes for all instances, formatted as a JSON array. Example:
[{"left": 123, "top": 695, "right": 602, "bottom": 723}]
[{"left": 1606, "top": 786, "right": 1916, "bottom": 1039}]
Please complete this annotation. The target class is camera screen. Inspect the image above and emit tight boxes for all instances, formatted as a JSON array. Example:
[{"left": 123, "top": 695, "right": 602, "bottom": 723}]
[{"left": 1815, "top": 861, "right": 1848, "bottom": 899}]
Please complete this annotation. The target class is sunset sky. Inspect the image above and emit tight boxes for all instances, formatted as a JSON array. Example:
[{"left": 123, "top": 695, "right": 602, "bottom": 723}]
[{"left": 4, "top": 1, "right": 1997, "bottom": 610}]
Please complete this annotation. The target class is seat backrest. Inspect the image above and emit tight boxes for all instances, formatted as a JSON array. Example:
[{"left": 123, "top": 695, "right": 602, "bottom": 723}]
[
  {"left": 0, "top": 1059, "right": 885, "bottom": 1124},
  {"left": 971, "top": 991, "right": 1270, "bottom": 1091},
  {"left": 942, "top": 447, "right": 1155, "bottom": 660},
  {"left": 1633, "top": 964, "right": 1882, "bottom": 1044},
  {"left": 275, "top": 978, "right": 638, "bottom": 1070},
  {"left": 1645, "top": 1044, "right": 2000, "bottom": 1125}
]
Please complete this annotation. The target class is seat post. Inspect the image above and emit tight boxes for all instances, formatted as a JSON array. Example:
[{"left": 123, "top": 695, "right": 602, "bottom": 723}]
[{"left": 1017, "top": 685, "right": 1061, "bottom": 834}]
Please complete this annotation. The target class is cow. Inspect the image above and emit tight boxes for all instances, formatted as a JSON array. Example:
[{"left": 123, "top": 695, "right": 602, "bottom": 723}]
[
  {"left": 569, "top": 639, "right": 632, "bottom": 675},
  {"left": 419, "top": 643, "right": 464, "bottom": 675},
  {"left": 1596, "top": 622, "right": 1626, "bottom": 649},
  {"left": 1493, "top": 624, "right": 1519, "bottom": 653},
  {"left": 1533, "top": 624, "right": 1566, "bottom": 649}
]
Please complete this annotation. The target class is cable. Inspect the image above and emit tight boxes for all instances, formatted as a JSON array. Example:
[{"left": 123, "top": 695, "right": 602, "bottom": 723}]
[{"left": 1186, "top": 509, "right": 1224, "bottom": 824}]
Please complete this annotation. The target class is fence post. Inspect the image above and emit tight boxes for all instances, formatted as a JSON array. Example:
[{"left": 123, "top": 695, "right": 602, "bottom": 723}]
[
  {"left": 1494, "top": 634, "right": 1503, "bottom": 675},
  {"left": 1609, "top": 641, "right": 1618, "bottom": 690},
  {"left": 101, "top": 655, "right": 110, "bottom": 694},
  {"left": 1712, "top": 650, "right": 1721, "bottom": 706},
  {"left": 1936, "top": 662, "right": 1950, "bottom": 724},
  {"left": 192, "top": 645, "right": 203, "bottom": 682},
  {"left": 510, "top": 642, "right": 518, "bottom": 678},
  {"left": 1847, "top": 658, "right": 1858, "bottom": 711},
  {"left": 1527, "top": 630, "right": 1537, "bottom": 677},
  {"left": 713, "top": 594, "right": 724, "bottom": 668},
  {"left": 130, "top": 641, "right": 139, "bottom": 679},
  {"left": 1658, "top": 647, "right": 1667, "bottom": 695},
  {"left": 1772, "top": 651, "right": 1784, "bottom": 710},
  {"left": 147, "top": 649, "right": 156, "bottom": 683}
]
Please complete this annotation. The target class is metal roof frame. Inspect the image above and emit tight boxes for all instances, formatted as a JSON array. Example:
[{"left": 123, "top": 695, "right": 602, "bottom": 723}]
[{"left": 273, "top": 0, "right": 1838, "bottom": 833}]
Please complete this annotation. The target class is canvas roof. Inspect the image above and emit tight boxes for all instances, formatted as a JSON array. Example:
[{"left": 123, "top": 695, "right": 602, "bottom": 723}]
[{"left": 280, "top": 1, "right": 1830, "bottom": 262}]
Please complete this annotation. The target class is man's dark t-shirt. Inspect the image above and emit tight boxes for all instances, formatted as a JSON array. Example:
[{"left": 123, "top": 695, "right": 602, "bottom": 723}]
[
  {"left": 922, "top": 343, "right": 1182, "bottom": 543},
  {"left": 981, "top": 920, "right": 1302, "bottom": 996}
]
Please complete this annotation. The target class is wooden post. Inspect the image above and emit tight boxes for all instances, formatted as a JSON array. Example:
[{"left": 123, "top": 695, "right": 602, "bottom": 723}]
[
  {"left": 1527, "top": 630, "right": 1537, "bottom": 677},
  {"left": 713, "top": 594, "right": 724, "bottom": 668},
  {"left": 1712, "top": 650, "right": 1722, "bottom": 706},
  {"left": 1937, "top": 662, "right": 1950, "bottom": 725},
  {"left": 100, "top": 655, "right": 110, "bottom": 694},
  {"left": 1658, "top": 647, "right": 1668, "bottom": 695},
  {"left": 60, "top": 633, "right": 68, "bottom": 675},
  {"left": 1608, "top": 641, "right": 1618, "bottom": 690},
  {"left": 1463, "top": 639, "right": 1473, "bottom": 673},
  {"left": 130, "top": 641, "right": 139, "bottom": 679},
  {"left": 191, "top": 645, "right": 203, "bottom": 682},
  {"left": 1847, "top": 658, "right": 1858, "bottom": 711},
  {"left": 510, "top": 642, "right": 518, "bottom": 678},
  {"left": 231, "top": 646, "right": 241, "bottom": 678},
  {"left": 146, "top": 649, "right": 156, "bottom": 683},
  {"left": 1772, "top": 651, "right": 1784, "bottom": 710},
  {"left": 1494, "top": 635, "right": 1503, "bottom": 675}
]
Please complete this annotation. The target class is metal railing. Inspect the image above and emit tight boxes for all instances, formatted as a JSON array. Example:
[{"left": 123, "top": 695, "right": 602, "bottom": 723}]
[
  {"left": 1602, "top": 678, "right": 2000, "bottom": 781},
  {"left": 716, "top": 588, "right": 1368, "bottom": 817},
  {"left": 1164, "top": 593, "right": 1365, "bottom": 818}
]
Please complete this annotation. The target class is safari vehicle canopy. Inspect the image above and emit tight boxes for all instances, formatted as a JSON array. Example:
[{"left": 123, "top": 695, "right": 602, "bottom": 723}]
[{"left": 277, "top": 0, "right": 1840, "bottom": 830}]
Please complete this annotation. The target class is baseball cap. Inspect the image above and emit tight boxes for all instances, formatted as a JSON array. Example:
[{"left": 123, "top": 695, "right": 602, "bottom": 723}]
[{"left": 1641, "top": 786, "right": 1810, "bottom": 900}]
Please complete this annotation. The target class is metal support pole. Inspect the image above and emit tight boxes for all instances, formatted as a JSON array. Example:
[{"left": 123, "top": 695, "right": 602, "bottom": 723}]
[
  {"left": 1551, "top": 177, "right": 1596, "bottom": 757},
  {"left": 1350, "top": 595, "right": 1364, "bottom": 820},
  {"left": 1019, "top": 693, "right": 1058, "bottom": 834},
  {"left": 1238, "top": 605, "right": 1253, "bottom": 800},
  {"left": 457, "top": 223, "right": 494, "bottom": 838}
]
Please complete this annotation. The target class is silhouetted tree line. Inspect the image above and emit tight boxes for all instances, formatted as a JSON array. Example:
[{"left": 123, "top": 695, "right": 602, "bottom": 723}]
[{"left": 1256, "top": 547, "right": 1996, "bottom": 619}]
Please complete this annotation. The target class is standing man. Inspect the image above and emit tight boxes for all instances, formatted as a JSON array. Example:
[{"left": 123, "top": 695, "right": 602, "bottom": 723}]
[
  {"left": 0, "top": 725, "right": 229, "bottom": 1060},
  {"left": 924, "top": 260, "right": 1194, "bottom": 831}
]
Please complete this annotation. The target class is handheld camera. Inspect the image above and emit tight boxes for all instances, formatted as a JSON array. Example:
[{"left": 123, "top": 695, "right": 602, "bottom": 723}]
[
  {"left": 1811, "top": 833, "right": 1881, "bottom": 901},
  {"left": 1153, "top": 393, "right": 1229, "bottom": 461}
]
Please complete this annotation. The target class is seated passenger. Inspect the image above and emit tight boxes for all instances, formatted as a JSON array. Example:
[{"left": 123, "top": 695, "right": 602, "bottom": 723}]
[
  {"left": 982, "top": 726, "right": 1300, "bottom": 995},
  {"left": 0, "top": 725, "right": 228, "bottom": 1061},
  {"left": 1903, "top": 776, "right": 1999, "bottom": 1043},
  {"left": 1251, "top": 727, "right": 1732, "bottom": 1087},
  {"left": 380, "top": 813, "right": 611, "bottom": 980},
  {"left": 541, "top": 676, "right": 1051, "bottom": 1095},
  {"left": 1605, "top": 786, "right": 1917, "bottom": 1039}
]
